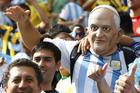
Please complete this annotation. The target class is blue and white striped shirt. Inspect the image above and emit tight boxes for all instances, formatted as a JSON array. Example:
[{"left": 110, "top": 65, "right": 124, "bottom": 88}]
[{"left": 43, "top": 38, "right": 128, "bottom": 93}]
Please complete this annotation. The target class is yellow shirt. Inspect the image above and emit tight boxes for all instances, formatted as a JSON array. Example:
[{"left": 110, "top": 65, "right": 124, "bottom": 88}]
[
  {"left": 89, "top": 0, "right": 128, "bottom": 12},
  {"left": 28, "top": 2, "right": 50, "bottom": 27}
]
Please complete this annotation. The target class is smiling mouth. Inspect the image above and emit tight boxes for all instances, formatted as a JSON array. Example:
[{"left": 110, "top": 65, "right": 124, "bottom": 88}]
[{"left": 95, "top": 40, "right": 104, "bottom": 42}]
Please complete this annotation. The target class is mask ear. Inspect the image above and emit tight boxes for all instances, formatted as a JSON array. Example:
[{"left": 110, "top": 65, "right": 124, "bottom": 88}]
[
  {"left": 117, "top": 29, "right": 123, "bottom": 43},
  {"left": 4, "top": 86, "right": 8, "bottom": 92}
]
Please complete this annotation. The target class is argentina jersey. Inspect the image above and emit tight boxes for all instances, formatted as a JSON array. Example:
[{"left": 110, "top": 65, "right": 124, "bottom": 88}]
[{"left": 71, "top": 49, "right": 127, "bottom": 93}]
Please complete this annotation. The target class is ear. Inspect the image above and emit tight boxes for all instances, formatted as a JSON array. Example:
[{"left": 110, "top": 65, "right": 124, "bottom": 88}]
[
  {"left": 85, "top": 27, "right": 89, "bottom": 35},
  {"left": 56, "top": 61, "right": 61, "bottom": 71},
  {"left": 116, "top": 29, "right": 123, "bottom": 43},
  {"left": 4, "top": 86, "right": 8, "bottom": 92}
]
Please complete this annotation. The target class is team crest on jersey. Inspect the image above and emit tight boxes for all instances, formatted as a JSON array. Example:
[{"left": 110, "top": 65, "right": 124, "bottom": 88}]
[{"left": 110, "top": 60, "right": 121, "bottom": 70}]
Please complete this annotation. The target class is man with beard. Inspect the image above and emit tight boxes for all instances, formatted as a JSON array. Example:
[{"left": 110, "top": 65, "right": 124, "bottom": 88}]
[
  {"left": 31, "top": 42, "right": 61, "bottom": 93},
  {"left": 1, "top": 58, "right": 43, "bottom": 93}
]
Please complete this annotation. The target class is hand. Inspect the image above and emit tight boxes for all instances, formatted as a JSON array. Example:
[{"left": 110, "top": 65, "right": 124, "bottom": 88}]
[
  {"left": 88, "top": 63, "right": 108, "bottom": 82},
  {"left": 114, "top": 64, "right": 137, "bottom": 93},
  {"left": 4, "top": 6, "right": 30, "bottom": 22},
  {"left": 77, "top": 36, "right": 90, "bottom": 54}
]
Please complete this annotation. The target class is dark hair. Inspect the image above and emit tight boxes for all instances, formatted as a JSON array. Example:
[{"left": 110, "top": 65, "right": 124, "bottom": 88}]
[
  {"left": 31, "top": 42, "right": 61, "bottom": 63},
  {"left": 47, "top": 24, "right": 72, "bottom": 37},
  {"left": 1, "top": 58, "right": 43, "bottom": 88},
  {"left": 40, "top": 34, "right": 53, "bottom": 42},
  {"left": 119, "top": 11, "right": 133, "bottom": 35},
  {"left": 54, "top": 32, "right": 75, "bottom": 40}
]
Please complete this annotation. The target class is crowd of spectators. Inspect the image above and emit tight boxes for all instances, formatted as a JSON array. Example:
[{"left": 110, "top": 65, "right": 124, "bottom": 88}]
[{"left": 0, "top": 0, "right": 140, "bottom": 93}]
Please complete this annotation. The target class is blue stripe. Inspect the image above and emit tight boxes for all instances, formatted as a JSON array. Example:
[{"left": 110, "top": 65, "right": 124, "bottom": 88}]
[
  {"left": 78, "top": 52, "right": 90, "bottom": 93},
  {"left": 111, "top": 51, "right": 121, "bottom": 90},
  {"left": 97, "top": 56, "right": 104, "bottom": 67},
  {"left": 92, "top": 56, "right": 104, "bottom": 93},
  {"left": 111, "top": 70, "right": 121, "bottom": 90},
  {"left": 92, "top": 81, "right": 98, "bottom": 93}
]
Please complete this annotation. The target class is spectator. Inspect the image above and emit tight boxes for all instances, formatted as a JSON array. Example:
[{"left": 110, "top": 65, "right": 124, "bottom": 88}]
[
  {"left": 31, "top": 42, "right": 61, "bottom": 93},
  {"left": 1, "top": 58, "right": 43, "bottom": 93},
  {"left": 127, "top": 0, "right": 140, "bottom": 37},
  {"left": 5, "top": 5, "right": 137, "bottom": 93},
  {"left": 82, "top": 0, "right": 128, "bottom": 12},
  {"left": 47, "top": 0, "right": 68, "bottom": 26},
  {"left": 70, "top": 24, "right": 85, "bottom": 40},
  {"left": 57, "top": 0, "right": 88, "bottom": 27}
]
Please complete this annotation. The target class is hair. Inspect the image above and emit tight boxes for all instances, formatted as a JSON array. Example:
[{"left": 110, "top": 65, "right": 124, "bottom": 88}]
[
  {"left": 88, "top": 5, "right": 120, "bottom": 31},
  {"left": 54, "top": 32, "right": 75, "bottom": 40},
  {"left": 17, "top": 3, "right": 30, "bottom": 11},
  {"left": 118, "top": 11, "right": 133, "bottom": 35},
  {"left": 47, "top": 24, "right": 72, "bottom": 37},
  {"left": 1, "top": 58, "right": 43, "bottom": 88},
  {"left": 31, "top": 42, "right": 61, "bottom": 63}
]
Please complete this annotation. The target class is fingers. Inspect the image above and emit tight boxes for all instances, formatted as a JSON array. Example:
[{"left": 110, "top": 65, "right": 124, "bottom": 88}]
[
  {"left": 77, "top": 37, "right": 90, "bottom": 54},
  {"left": 99, "top": 63, "right": 108, "bottom": 75},
  {"left": 77, "top": 40, "right": 82, "bottom": 53},
  {"left": 88, "top": 63, "right": 108, "bottom": 82},
  {"left": 25, "top": 10, "right": 31, "bottom": 16},
  {"left": 114, "top": 64, "right": 137, "bottom": 93},
  {"left": 129, "top": 64, "right": 137, "bottom": 81},
  {"left": 4, "top": 6, "right": 29, "bottom": 22}
]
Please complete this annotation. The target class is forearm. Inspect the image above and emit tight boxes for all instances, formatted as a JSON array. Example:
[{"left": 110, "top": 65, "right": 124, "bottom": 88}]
[
  {"left": 57, "top": 18, "right": 74, "bottom": 26},
  {"left": 134, "top": 87, "right": 140, "bottom": 93},
  {"left": 28, "top": 0, "right": 49, "bottom": 29},
  {"left": 17, "top": 19, "right": 41, "bottom": 51},
  {"left": 119, "top": 35, "right": 133, "bottom": 46},
  {"left": 82, "top": 0, "right": 97, "bottom": 10},
  {"left": 96, "top": 79, "right": 112, "bottom": 93}
]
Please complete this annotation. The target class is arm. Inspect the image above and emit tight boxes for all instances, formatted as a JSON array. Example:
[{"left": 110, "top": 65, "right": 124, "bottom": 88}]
[
  {"left": 27, "top": 0, "right": 50, "bottom": 30},
  {"left": 119, "top": 35, "right": 133, "bottom": 46},
  {"left": 5, "top": 6, "right": 42, "bottom": 50},
  {"left": 82, "top": 0, "right": 97, "bottom": 10},
  {"left": 96, "top": 79, "right": 112, "bottom": 93},
  {"left": 57, "top": 16, "right": 84, "bottom": 27}
]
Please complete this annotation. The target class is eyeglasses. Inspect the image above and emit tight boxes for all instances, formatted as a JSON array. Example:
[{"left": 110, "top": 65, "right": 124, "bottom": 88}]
[{"left": 33, "top": 56, "right": 52, "bottom": 63}]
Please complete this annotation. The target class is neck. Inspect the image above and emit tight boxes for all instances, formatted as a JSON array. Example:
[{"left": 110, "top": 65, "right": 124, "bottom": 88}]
[
  {"left": 130, "top": 8, "right": 140, "bottom": 17},
  {"left": 41, "top": 82, "right": 52, "bottom": 91}
]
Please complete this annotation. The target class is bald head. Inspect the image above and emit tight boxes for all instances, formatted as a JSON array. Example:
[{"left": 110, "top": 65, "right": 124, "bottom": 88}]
[{"left": 88, "top": 5, "right": 120, "bottom": 31}]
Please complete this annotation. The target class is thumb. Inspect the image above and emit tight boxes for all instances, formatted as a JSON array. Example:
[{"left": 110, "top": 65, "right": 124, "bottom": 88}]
[
  {"left": 25, "top": 10, "right": 30, "bottom": 16},
  {"left": 129, "top": 64, "right": 137, "bottom": 81},
  {"left": 98, "top": 63, "right": 108, "bottom": 75}
]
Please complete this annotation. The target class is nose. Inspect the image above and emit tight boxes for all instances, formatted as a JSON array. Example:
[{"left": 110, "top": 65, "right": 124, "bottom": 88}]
[
  {"left": 38, "top": 59, "right": 45, "bottom": 67},
  {"left": 18, "top": 80, "right": 27, "bottom": 88},
  {"left": 76, "top": 35, "right": 81, "bottom": 40},
  {"left": 96, "top": 28, "right": 103, "bottom": 37}
]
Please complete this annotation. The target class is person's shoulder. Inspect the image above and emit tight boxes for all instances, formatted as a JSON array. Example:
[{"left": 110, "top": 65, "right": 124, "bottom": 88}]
[{"left": 54, "top": 90, "right": 59, "bottom": 93}]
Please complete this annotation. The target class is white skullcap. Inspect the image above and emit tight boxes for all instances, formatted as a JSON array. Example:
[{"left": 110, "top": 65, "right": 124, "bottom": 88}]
[{"left": 88, "top": 5, "right": 120, "bottom": 31}]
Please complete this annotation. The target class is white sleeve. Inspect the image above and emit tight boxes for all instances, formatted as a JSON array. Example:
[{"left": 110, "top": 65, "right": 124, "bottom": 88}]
[
  {"left": 59, "top": 3, "right": 70, "bottom": 21},
  {"left": 43, "top": 38, "right": 78, "bottom": 72}
]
